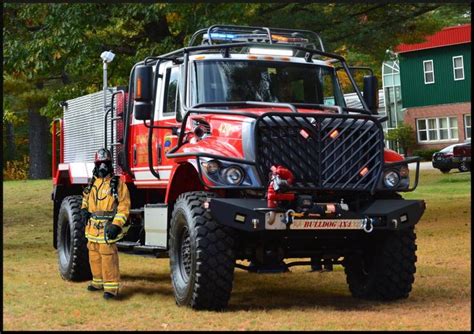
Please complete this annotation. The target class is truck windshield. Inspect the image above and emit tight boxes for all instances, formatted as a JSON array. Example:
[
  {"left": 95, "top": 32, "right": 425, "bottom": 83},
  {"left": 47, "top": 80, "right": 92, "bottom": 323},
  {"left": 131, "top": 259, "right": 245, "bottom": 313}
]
[{"left": 191, "top": 60, "right": 346, "bottom": 107}]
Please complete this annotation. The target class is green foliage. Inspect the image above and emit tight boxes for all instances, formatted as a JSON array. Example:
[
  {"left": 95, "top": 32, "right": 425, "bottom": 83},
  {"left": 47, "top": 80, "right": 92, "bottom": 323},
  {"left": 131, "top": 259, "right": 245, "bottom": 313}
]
[
  {"left": 2, "top": 3, "right": 471, "bottom": 174},
  {"left": 412, "top": 149, "right": 439, "bottom": 162},
  {"left": 386, "top": 123, "right": 417, "bottom": 155},
  {"left": 4, "top": 3, "right": 470, "bottom": 117}
]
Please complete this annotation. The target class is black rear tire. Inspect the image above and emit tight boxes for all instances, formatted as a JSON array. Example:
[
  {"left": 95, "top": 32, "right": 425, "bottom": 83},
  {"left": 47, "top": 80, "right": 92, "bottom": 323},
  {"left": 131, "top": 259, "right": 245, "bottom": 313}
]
[
  {"left": 57, "top": 195, "right": 92, "bottom": 281},
  {"left": 343, "top": 227, "right": 417, "bottom": 300},
  {"left": 169, "top": 191, "right": 236, "bottom": 310},
  {"left": 440, "top": 168, "right": 450, "bottom": 174}
]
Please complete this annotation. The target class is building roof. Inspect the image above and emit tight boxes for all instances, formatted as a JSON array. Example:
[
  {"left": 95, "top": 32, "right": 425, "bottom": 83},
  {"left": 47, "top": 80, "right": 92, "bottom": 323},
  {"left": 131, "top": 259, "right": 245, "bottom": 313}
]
[{"left": 396, "top": 24, "right": 471, "bottom": 54}]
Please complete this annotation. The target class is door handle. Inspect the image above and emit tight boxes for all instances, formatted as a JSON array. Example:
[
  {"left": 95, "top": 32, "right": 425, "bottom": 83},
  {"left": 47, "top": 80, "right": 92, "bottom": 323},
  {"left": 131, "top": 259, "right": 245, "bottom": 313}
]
[{"left": 157, "top": 142, "right": 162, "bottom": 164}]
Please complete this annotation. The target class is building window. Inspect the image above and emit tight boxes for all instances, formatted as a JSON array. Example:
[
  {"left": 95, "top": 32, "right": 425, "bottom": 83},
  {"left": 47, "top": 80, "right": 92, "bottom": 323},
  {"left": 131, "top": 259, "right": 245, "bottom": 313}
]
[
  {"left": 416, "top": 117, "right": 458, "bottom": 142},
  {"left": 453, "top": 56, "right": 464, "bottom": 81},
  {"left": 465, "top": 114, "right": 471, "bottom": 139},
  {"left": 423, "top": 60, "right": 435, "bottom": 84}
]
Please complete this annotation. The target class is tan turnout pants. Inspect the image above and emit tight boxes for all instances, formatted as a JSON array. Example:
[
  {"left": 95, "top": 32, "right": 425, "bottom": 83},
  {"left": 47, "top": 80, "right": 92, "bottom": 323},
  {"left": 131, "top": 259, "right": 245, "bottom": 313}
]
[{"left": 87, "top": 241, "right": 120, "bottom": 295}]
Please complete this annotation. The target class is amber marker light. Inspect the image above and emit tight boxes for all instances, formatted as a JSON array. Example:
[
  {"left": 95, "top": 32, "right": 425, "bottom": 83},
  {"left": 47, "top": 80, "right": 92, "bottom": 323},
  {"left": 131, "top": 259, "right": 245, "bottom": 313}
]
[
  {"left": 329, "top": 129, "right": 339, "bottom": 139},
  {"left": 195, "top": 55, "right": 206, "bottom": 60},
  {"left": 136, "top": 78, "right": 142, "bottom": 99},
  {"left": 360, "top": 167, "right": 369, "bottom": 176}
]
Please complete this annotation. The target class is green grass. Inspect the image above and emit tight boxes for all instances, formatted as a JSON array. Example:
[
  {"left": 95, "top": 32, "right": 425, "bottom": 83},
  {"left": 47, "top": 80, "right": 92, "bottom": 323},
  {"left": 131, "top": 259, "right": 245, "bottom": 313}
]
[{"left": 3, "top": 171, "right": 471, "bottom": 330}]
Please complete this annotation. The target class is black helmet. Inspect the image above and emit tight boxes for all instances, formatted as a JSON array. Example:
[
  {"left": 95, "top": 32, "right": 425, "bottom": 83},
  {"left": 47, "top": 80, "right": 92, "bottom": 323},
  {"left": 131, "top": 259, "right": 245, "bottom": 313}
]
[
  {"left": 94, "top": 148, "right": 112, "bottom": 164},
  {"left": 94, "top": 148, "right": 112, "bottom": 177}
]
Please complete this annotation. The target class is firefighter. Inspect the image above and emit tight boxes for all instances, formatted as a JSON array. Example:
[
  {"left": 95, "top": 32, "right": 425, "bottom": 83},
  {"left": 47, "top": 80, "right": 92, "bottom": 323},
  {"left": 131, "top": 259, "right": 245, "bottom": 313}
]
[{"left": 80, "top": 148, "right": 130, "bottom": 300}]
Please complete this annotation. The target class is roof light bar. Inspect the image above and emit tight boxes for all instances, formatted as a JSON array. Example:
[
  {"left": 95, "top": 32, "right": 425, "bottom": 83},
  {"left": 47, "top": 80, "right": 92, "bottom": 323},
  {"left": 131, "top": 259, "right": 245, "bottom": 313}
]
[
  {"left": 249, "top": 47, "right": 293, "bottom": 56},
  {"left": 203, "top": 33, "right": 236, "bottom": 41},
  {"left": 271, "top": 34, "right": 308, "bottom": 43}
]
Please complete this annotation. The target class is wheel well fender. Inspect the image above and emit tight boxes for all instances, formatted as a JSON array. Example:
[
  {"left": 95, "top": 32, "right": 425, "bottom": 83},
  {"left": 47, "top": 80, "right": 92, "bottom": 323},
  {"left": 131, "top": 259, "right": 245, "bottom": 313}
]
[{"left": 165, "top": 162, "right": 204, "bottom": 208}]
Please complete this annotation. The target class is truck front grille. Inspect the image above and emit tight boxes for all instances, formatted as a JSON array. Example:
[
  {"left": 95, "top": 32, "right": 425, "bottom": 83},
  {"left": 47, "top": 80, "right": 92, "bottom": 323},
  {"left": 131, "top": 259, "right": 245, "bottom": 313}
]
[{"left": 255, "top": 113, "right": 384, "bottom": 192}]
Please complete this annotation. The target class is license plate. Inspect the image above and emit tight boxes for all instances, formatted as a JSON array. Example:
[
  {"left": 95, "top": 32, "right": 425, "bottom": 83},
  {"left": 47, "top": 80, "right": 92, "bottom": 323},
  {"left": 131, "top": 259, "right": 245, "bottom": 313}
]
[{"left": 290, "top": 218, "right": 365, "bottom": 230}]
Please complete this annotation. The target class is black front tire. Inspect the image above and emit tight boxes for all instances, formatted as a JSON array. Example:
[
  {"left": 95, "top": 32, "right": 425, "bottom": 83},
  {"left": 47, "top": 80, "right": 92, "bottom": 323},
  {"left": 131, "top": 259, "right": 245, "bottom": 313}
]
[
  {"left": 343, "top": 227, "right": 417, "bottom": 300},
  {"left": 57, "top": 195, "right": 92, "bottom": 281},
  {"left": 440, "top": 168, "right": 450, "bottom": 174},
  {"left": 169, "top": 191, "right": 236, "bottom": 310}
]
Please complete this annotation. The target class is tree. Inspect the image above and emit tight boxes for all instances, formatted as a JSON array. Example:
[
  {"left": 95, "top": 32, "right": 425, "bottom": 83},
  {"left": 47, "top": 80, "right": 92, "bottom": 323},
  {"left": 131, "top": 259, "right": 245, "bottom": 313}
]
[
  {"left": 386, "top": 123, "right": 417, "bottom": 156},
  {"left": 3, "top": 3, "right": 470, "bottom": 178}
]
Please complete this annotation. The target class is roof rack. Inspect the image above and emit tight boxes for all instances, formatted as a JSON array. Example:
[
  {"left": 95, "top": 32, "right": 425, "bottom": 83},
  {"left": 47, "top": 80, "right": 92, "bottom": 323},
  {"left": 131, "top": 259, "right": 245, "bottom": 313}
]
[{"left": 188, "top": 24, "right": 325, "bottom": 52}]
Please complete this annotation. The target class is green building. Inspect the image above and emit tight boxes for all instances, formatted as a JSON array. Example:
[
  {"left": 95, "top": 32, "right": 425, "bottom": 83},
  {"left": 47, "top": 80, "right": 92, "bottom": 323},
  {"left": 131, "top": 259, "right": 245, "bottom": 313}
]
[{"left": 395, "top": 24, "right": 471, "bottom": 151}]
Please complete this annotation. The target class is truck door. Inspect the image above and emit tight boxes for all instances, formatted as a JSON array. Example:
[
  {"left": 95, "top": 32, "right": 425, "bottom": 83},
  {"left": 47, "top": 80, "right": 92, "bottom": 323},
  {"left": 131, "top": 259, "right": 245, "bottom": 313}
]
[
  {"left": 130, "top": 62, "right": 181, "bottom": 186},
  {"left": 156, "top": 64, "right": 182, "bottom": 172}
]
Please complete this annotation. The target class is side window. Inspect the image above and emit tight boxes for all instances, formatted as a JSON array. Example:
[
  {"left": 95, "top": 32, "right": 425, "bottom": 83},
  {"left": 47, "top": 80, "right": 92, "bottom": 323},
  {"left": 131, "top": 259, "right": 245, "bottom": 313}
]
[
  {"left": 423, "top": 60, "right": 434, "bottom": 84},
  {"left": 163, "top": 66, "right": 181, "bottom": 117},
  {"left": 453, "top": 56, "right": 464, "bottom": 81}
]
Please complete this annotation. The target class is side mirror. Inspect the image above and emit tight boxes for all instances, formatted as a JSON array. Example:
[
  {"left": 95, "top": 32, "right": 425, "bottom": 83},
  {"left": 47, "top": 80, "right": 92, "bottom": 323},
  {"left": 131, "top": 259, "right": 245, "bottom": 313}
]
[
  {"left": 363, "top": 75, "right": 378, "bottom": 115},
  {"left": 134, "top": 65, "right": 153, "bottom": 120}
]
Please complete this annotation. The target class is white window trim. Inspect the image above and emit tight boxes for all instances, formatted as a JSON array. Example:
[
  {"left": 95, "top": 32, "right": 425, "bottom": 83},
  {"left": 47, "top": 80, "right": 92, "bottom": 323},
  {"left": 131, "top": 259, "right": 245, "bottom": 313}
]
[
  {"left": 159, "top": 62, "right": 182, "bottom": 120},
  {"left": 416, "top": 117, "right": 459, "bottom": 143},
  {"left": 452, "top": 55, "right": 465, "bottom": 81},
  {"left": 464, "top": 114, "right": 471, "bottom": 139},
  {"left": 423, "top": 60, "right": 435, "bottom": 84}
]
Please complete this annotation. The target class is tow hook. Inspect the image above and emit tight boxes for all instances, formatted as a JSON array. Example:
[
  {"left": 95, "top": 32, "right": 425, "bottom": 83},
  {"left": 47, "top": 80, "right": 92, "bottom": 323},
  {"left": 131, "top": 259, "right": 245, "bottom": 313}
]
[
  {"left": 283, "top": 209, "right": 295, "bottom": 225},
  {"left": 362, "top": 217, "right": 374, "bottom": 233}
]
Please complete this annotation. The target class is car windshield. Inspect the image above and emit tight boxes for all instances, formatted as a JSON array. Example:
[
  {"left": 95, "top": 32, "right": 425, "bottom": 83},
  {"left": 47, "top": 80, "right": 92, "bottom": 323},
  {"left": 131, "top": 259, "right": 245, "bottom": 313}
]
[{"left": 191, "top": 60, "right": 346, "bottom": 107}]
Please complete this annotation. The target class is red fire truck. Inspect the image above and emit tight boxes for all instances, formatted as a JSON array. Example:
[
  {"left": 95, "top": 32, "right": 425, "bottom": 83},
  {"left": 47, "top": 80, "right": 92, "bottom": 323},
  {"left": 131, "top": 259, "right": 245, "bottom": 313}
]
[{"left": 52, "top": 25, "right": 425, "bottom": 310}]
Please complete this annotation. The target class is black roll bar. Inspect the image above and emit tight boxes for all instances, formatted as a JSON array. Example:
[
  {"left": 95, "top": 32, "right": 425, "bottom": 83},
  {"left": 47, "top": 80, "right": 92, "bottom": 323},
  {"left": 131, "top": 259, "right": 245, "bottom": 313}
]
[
  {"left": 122, "top": 35, "right": 372, "bottom": 178},
  {"left": 188, "top": 24, "right": 325, "bottom": 52}
]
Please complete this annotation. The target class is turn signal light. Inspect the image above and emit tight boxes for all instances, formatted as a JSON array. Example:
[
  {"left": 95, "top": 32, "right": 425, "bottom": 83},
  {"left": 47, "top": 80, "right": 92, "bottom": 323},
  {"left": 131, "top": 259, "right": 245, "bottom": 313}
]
[
  {"left": 360, "top": 167, "right": 369, "bottom": 176},
  {"left": 329, "top": 129, "right": 339, "bottom": 139},
  {"left": 136, "top": 78, "right": 142, "bottom": 99}
]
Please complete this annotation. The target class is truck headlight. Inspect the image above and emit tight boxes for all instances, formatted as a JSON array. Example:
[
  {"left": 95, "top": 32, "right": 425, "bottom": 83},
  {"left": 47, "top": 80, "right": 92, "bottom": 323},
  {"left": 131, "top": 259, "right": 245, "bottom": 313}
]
[
  {"left": 383, "top": 170, "right": 400, "bottom": 188},
  {"left": 202, "top": 160, "right": 220, "bottom": 174},
  {"left": 200, "top": 158, "right": 259, "bottom": 187},
  {"left": 222, "top": 166, "right": 244, "bottom": 185}
]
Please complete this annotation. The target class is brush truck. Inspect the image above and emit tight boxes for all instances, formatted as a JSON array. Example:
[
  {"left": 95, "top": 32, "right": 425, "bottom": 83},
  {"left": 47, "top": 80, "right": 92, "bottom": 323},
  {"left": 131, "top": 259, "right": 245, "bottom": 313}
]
[{"left": 52, "top": 25, "right": 426, "bottom": 310}]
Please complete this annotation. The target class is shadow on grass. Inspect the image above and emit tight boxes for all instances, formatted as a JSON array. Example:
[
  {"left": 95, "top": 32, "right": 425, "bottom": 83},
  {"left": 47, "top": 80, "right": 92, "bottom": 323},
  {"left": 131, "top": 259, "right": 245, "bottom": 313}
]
[
  {"left": 121, "top": 272, "right": 170, "bottom": 284},
  {"left": 226, "top": 270, "right": 421, "bottom": 312},
  {"left": 119, "top": 285, "right": 174, "bottom": 300},
  {"left": 228, "top": 287, "right": 384, "bottom": 312},
  {"left": 118, "top": 272, "right": 172, "bottom": 300}
]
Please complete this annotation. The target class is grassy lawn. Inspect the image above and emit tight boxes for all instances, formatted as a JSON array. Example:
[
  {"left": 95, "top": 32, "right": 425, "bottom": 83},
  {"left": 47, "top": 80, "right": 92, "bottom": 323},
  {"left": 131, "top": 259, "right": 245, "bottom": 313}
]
[{"left": 3, "top": 170, "right": 471, "bottom": 330}]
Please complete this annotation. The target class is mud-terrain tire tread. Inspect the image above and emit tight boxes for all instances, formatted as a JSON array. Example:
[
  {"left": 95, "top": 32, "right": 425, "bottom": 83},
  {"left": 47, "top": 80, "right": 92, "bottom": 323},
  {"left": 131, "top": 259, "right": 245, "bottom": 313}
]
[
  {"left": 344, "top": 227, "right": 417, "bottom": 300},
  {"left": 57, "top": 195, "right": 92, "bottom": 281},
  {"left": 169, "top": 191, "right": 236, "bottom": 311}
]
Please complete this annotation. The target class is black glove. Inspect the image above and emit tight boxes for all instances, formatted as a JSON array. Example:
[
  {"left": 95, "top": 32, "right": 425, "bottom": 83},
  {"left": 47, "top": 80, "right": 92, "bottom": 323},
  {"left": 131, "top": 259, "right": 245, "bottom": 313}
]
[
  {"left": 105, "top": 223, "right": 122, "bottom": 240},
  {"left": 80, "top": 209, "right": 91, "bottom": 223}
]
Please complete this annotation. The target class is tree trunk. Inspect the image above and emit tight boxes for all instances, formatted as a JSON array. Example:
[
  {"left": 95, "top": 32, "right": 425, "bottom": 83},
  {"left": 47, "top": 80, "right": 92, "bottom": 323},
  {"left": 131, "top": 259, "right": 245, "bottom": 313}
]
[
  {"left": 5, "top": 121, "right": 17, "bottom": 161},
  {"left": 28, "top": 109, "right": 50, "bottom": 179}
]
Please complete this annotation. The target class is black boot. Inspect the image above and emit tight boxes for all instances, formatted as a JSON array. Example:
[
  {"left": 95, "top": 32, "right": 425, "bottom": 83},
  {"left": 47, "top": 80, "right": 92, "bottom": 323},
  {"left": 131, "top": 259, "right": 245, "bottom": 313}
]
[
  {"left": 87, "top": 284, "right": 103, "bottom": 292},
  {"left": 103, "top": 292, "right": 117, "bottom": 300}
]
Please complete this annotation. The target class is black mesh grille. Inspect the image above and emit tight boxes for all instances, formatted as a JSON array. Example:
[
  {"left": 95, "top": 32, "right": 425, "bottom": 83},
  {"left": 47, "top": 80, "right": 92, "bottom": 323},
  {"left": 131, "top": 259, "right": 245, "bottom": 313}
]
[{"left": 255, "top": 113, "right": 384, "bottom": 191}]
